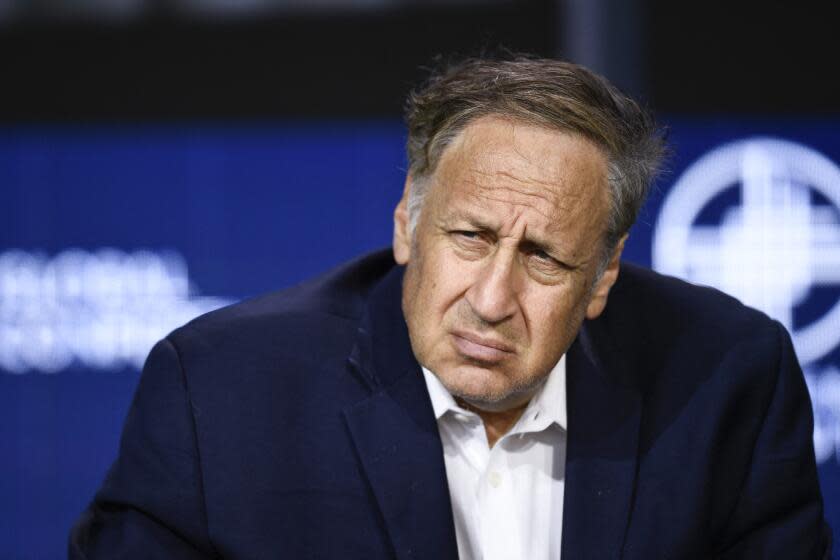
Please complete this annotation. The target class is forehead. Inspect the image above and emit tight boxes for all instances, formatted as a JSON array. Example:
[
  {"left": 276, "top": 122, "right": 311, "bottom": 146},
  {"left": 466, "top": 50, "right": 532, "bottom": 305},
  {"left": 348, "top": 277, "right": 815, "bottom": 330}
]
[{"left": 430, "top": 116, "right": 610, "bottom": 235}]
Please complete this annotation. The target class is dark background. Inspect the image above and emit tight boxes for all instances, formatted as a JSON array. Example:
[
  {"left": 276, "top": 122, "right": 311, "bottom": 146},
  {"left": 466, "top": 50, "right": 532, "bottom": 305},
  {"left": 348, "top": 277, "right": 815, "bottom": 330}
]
[{"left": 4, "top": 0, "right": 838, "bottom": 121}]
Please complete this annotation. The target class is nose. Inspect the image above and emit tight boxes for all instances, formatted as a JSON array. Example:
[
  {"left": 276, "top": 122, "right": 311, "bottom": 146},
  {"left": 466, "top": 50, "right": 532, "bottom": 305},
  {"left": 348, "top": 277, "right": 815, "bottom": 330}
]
[{"left": 465, "top": 247, "right": 520, "bottom": 324}]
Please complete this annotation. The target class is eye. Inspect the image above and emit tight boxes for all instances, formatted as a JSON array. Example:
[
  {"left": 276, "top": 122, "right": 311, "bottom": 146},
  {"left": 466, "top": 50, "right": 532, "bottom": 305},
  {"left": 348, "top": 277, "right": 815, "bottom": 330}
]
[
  {"left": 524, "top": 246, "right": 570, "bottom": 276},
  {"left": 449, "top": 230, "right": 490, "bottom": 257},
  {"left": 531, "top": 249, "right": 554, "bottom": 262},
  {"left": 523, "top": 244, "right": 557, "bottom": 264}
]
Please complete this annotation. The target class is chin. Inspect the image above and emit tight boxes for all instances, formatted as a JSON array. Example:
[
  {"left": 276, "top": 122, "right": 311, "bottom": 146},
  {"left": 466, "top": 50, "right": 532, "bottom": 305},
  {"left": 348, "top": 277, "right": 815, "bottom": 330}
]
[
  {"left": 442, "top": 356, "right": 548, "bottom": 412},
  {"left": 437, "top": 363, "right": 533, "bottom": 411}
]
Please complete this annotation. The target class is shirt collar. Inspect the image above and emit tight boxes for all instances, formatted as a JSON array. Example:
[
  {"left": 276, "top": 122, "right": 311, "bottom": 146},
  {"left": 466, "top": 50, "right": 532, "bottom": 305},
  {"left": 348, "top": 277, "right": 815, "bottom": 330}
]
[
  {"left": 421, "top": 354, "right": 567, "bottom": 431},
  {"left": 422, "top": 366, "right": 461, "bottom": 420},
  {"left": 518, "top": 353, "right": 567, "bottom": 433}
]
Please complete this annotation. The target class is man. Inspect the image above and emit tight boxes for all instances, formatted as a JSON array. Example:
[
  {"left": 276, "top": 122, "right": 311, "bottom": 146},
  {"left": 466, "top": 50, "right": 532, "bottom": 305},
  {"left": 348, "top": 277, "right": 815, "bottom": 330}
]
[{"left": 70, "top": 56, "right": 831, "bottom": 559}]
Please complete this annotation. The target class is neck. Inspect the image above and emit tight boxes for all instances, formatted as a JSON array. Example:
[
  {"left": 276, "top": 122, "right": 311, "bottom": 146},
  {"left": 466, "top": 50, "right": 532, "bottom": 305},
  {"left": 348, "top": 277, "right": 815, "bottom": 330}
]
[{"left": 456, "top": 397, "right": 530, "bottom": 448}]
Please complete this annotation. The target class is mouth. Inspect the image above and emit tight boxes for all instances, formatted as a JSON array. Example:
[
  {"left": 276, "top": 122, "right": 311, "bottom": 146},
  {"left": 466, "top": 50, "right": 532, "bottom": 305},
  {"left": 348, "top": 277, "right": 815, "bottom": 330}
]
[{"left": 450, "top": 330, "right": 515, "bottom": 363}]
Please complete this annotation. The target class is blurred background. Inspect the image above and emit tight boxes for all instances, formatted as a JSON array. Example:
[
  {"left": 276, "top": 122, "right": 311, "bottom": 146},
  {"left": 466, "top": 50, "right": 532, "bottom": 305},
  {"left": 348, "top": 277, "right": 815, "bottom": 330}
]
[{"left": 1, "top": 0, "right": 839, "bottom": 558}]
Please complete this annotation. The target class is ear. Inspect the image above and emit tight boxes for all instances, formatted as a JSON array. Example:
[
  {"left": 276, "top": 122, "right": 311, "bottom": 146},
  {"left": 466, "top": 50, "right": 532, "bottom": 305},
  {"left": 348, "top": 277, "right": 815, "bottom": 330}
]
[
  {"left": 585, "top": 234, "right": 627, "bottom": 320},
  {"left": 392, "top": 176, "right": 412, "bottom": 265}
]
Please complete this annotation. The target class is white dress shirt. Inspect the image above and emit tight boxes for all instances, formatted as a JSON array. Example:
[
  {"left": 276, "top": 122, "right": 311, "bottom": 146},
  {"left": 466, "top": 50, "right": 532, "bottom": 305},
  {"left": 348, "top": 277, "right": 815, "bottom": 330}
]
[{"left": 422, "top": 356, "right": 567, "bottom": 560}]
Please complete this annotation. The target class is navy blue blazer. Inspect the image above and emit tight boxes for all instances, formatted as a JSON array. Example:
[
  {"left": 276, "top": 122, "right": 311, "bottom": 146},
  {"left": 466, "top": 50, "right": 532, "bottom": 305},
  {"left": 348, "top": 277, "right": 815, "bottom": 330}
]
[{"left": 70, "top": 249, "right": 831, "bottom": 559}]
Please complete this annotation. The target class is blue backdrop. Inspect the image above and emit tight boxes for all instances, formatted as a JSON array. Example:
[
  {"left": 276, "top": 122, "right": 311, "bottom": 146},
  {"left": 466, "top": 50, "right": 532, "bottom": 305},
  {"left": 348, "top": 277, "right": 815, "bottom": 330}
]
[{"left": 1, "top": 119, "right": 837, "bottom": 559}]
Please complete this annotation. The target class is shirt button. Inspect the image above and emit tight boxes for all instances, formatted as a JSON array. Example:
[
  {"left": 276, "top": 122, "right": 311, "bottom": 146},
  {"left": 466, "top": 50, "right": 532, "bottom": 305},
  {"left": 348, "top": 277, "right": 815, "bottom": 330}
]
[{"left": 488, "top": 471, "right": 502, "bottom": 488}]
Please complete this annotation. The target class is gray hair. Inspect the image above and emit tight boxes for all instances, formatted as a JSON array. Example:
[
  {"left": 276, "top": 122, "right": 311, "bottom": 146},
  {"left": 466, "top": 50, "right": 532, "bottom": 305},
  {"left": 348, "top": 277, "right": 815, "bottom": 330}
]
[{"left": 404, "top": 55, "right": 666, "bottom": 261}]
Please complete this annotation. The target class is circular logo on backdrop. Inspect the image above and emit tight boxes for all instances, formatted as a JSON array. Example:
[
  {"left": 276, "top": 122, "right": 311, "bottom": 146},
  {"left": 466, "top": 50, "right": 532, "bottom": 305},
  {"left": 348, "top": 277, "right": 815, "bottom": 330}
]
[
  {"left": 652, "top": 137, "right": 840, "bottom": 366},
  {"left": 651, "top": 137, "right": 840, "bottom": 464}
]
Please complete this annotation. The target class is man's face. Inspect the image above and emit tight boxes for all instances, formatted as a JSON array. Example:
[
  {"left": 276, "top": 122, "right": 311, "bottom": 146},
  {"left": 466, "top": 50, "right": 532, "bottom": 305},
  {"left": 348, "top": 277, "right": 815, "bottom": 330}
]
[{"left": 394, "top": 116, "right": 623, "bottom": 411}]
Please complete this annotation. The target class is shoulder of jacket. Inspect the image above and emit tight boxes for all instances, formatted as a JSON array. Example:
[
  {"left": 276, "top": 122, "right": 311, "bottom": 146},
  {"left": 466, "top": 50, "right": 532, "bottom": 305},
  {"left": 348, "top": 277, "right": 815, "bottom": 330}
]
[{"left": 166, "top": 248, "right": 397, "bottom": 352}]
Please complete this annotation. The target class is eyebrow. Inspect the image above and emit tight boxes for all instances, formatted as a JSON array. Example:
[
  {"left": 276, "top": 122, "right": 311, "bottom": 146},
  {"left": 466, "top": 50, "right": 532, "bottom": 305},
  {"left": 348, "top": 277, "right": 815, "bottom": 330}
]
[
  {"left": 439, "top": 208, "right": 571, "bottom": 260},
  {"left": 440, "top": 208, "right": 498, "bottom": 232}
]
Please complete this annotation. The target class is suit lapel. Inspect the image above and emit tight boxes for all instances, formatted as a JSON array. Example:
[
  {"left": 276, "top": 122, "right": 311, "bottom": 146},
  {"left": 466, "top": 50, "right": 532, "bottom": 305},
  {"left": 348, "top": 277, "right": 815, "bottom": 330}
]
[
  {"left": 343, "top": 265, "right": 459, "bottom": 560},
  {"left": 561, "top": 315, "right": 643, "bottom": 559}
]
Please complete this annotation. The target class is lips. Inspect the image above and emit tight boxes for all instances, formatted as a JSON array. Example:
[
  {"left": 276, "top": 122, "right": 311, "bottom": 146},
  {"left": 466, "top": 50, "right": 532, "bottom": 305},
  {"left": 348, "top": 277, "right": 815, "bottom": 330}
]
[{"left": 450, "top": 330, "right": 515, "bottom": 363}]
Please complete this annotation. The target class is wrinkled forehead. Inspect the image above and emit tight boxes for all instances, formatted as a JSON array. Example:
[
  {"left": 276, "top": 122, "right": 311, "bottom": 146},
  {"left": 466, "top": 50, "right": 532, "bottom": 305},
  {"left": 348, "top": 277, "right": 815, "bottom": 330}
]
[{"left": 431, "top": 116, "right": 611, "bottom": 227}]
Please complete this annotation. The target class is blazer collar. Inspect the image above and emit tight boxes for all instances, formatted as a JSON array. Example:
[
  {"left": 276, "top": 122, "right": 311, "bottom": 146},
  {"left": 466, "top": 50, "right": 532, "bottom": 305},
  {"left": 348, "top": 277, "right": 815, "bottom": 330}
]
[
  {"left": 344, "top": 260, "right": 642, "bottom": 560},
  {"left": 343, "top": 264, "right": 460, "bottom": 560}
]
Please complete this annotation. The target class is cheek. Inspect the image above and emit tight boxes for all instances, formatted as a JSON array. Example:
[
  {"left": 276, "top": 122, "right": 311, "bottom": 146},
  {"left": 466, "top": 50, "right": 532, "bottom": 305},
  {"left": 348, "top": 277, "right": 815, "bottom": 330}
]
[
  {"left": 424, "top": 250, "right": 475, "bottom": 305},
  {"left": 406, "top": 255, "right": 459, "bottom": 331},
  {"left": 520, "top": 288, "right": 583, "bottom": 342}
]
